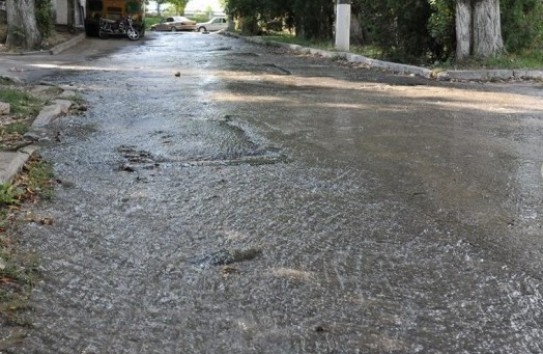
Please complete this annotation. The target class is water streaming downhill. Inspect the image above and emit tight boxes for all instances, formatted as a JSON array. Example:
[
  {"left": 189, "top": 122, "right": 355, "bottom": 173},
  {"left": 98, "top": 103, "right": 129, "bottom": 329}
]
[{"left": 5, "top": 32, "right": 543, "bottom": 353}]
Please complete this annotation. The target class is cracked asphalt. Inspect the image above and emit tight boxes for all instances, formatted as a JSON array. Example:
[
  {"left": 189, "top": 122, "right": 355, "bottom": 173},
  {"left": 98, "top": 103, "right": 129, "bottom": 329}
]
[{"left": 2, "top": 31, "right": 543, "bottom": 353}]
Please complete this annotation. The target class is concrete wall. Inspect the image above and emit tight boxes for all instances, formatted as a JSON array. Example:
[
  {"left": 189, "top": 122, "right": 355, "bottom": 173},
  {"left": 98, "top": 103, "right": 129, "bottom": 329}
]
[{"left": 53, "top": 0, "right": 84, "bottom": 27}]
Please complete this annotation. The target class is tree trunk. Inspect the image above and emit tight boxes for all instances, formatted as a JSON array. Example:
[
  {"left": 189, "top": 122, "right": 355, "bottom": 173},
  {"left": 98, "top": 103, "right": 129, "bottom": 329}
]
[
  {"left": 6, "top": 0, "right": 41, "bottom": 49},
  {"left": 455, "top": 0, "right": 471, "bottom": 60},
  {"left": 350, "top": 14, "right": 364, "bottom": 46},
  {"left": 473, "top": 0, "right": 503, "bottom": 57},
  {"left": 456, "top": 0, "right": 504, "bottom": 60}
]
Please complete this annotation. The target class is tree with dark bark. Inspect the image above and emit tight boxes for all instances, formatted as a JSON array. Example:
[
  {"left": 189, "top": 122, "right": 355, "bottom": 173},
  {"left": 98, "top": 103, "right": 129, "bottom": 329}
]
[
  {"left": 5, "top": 0, "right": 41, "bottom": 49},
  {"left": 221, "top": 0, "right": 532, "bottom": 63}
]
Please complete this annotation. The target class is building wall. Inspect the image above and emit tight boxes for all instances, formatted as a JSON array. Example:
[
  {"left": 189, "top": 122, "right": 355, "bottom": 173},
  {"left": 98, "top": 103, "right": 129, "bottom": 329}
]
[{"left": 53, "top": 0, "right": 85, "bottom": 27}]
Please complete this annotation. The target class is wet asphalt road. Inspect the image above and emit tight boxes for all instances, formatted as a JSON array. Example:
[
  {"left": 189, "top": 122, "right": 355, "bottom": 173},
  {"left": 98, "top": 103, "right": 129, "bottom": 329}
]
[{"left": 5, "top": 32, "right": 543, "bottom": 353}]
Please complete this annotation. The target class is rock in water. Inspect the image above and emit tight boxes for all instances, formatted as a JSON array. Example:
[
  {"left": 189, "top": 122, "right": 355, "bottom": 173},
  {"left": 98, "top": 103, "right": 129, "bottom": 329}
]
[{"left": 193, "top": 247, "right": 262, "bottom": 267}]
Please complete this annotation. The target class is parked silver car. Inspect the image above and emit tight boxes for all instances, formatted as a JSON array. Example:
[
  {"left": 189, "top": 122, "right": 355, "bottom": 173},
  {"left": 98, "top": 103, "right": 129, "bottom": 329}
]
[
  {"left": 196, "top": 17, "right": 227, "bottom": 32},
  {"left": 150, "top": 16, "right": 197, "bottom": 32}
]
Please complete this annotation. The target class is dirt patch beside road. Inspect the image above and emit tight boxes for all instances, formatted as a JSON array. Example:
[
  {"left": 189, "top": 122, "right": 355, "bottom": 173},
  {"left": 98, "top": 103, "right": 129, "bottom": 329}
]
[{"left": 0, "top": 28, "right": 80, "bottom": 55}]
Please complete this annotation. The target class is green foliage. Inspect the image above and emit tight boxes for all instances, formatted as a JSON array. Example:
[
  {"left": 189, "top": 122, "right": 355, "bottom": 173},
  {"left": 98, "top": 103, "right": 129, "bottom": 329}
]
[
  {"left": 427, "top": 0, "right": 456, "bottom": 61},
  {"left": 0, "top": 183, "right": 22, "bottom": 206},
  {"left": 27, "top": 161, "right": 55, "bottom": 201},
  {"left": 4, "top": 122, "right": 29, "bottom": 136},
  {"left": 168, "top": 0, "right": 189, "bottom": 15},
  {"left": 145, "top": 15, "right": 163, "bottom": 27},
  {"left": 222, "top": 0, "right": 543, "bottom": 64},
  {"left": 292, "top": 0, "right": 334, "bottom": 41},
  {"left": 0, "top": 155, "right": 52, "bottom": 331},
  {"left": 35, "top": 0, "right": 54, "bottom": 38},
  {"left": 191, "top": 14, "right": 209, "bottom": 23},
  {"left": 224, "top": 0, "right": 331, "bottom": 39},
  {"left": 501, "top": 0, "right": 543, "bottom": 52},
  {"left": 0, "top": 88, "right": 43, "bottom": 118},
  {"left": 352, "top": 0, "right": 435, "bottom": 64}
]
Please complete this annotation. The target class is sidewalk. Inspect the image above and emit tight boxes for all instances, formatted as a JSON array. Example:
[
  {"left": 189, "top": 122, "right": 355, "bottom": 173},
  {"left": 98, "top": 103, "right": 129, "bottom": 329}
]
[{"left": 0, "top": 33, "right": 86, "bottom": 83}]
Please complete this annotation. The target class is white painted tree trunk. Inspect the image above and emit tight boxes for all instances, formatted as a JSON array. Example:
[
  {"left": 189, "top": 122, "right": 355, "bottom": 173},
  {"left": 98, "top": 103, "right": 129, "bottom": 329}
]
[
  {"left": 335, "top": 3, "right": 351, "bottom": 51},
  {"left": 6, "top": 0, "right": 41, "bottom": 49},
  {"left": 456, "top": 0, "right": 472, "bottom": 60},
  {"left": 473, "top": 0, "right": 504, "bottom": 57},
  {"left": 455, "top": 0, "right": 504, "bottom": 60}
]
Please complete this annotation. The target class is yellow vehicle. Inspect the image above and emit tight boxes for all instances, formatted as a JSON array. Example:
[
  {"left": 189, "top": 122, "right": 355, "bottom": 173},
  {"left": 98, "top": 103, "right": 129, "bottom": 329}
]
[{"left": 84, "top": 0, "right": 145, "bottom": 37}]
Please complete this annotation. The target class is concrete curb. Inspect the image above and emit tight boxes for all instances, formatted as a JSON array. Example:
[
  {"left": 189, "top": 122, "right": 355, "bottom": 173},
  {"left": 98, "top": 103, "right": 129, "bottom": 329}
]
[
  {"left": 0, "top": 32, "right": 85, "bottom": 57},
  {"left": 223, "top": 32, "right": 543, "bottom": 82},
  {"left": 0, "top": 31, "right": 83, "bottom": 183},
  {"left": 436, "top": 69, "right": 543, "bottom": 81},
  {"left": 224, "top": 33, "right": 432, "bottom": 79},
  {"left": 49, "top": 33, "right": 86, "bottom": 55},
  {"left": 0, "top": 94, "right": 73, "bottom": 184},
  {"left": 32, "top": 99, "right": 73, "bottom": 127},
  {"left": 0, "top": 145, "right": 38, "bottom": 184}
]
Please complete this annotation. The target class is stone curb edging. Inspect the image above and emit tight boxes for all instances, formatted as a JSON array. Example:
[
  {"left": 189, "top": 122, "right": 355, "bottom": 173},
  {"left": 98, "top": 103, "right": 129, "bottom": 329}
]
[
  {"left": 223, "top": 32, "right": 543, "bottom": 82},
  {"left": 436, "top": 69, "right": 543, "bottom": 81},
  {"left": 32, "top": 99, "right": 73, "bottom": 127},
  {"left": 0, "top": 145, "right": 38, "bottom": 184},
  {"left": 0, "top": 32, "right": 85, "bottom": 57},
  {"left": 49, "top": 33, "right": 86, "bottom": 55},
  {"left": 235, "top": 34, "right": 433, "bottom": 78},
  {"left": 0, "top": 93, "right": 74, "bottom": 184},
  {"left": 0, "top": 30, "right": 84, "bottom": 184}
]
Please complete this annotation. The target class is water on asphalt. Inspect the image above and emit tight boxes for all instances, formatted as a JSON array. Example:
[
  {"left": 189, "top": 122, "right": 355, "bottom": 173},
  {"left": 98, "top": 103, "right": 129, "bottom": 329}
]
[{"left": 6, "top": 32, "right": 543, "bottom": 353}]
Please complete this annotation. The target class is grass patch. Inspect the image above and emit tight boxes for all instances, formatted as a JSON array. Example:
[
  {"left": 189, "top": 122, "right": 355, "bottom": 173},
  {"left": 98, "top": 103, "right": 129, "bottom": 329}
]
[
  {"left": 438, "top": 49, "right": 543, "bottom": 70},
  {"left": 253, "top": 32, "right": 543, "bottom": 70},
  {"left": 0, "top": 87, "right": 44, "bottom": 118},
  {"left": 0, "top": 184, "right": 23, "bottom": 207},
  {"left": 0, "top": 154, "right": 54, "bottom": 337},
  {"left": 263, "top": 33, "right": 335, "bottom": 51},
  {"left": 0, "top": 86, "right": 49, "bottom": 152},
  {"left": 3, "top": 122, "right": 29, "bottom": 136},
  {"left": 26, "top": 159, "right": 55, "bottom": 201},
  {"left": 145, "top": 15, "right": 163, "bottom": 28}
]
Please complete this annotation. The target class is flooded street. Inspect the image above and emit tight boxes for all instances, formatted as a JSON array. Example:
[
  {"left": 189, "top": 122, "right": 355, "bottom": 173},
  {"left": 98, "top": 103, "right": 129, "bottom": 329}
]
[{"left": 6, "top": 31, "right": 543, "bottom": 353}]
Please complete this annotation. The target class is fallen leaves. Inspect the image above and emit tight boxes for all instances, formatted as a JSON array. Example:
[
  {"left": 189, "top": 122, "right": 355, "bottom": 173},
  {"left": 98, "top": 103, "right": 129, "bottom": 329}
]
[{"left": 24, "top": 214, "right": 53, "bottom": 225}]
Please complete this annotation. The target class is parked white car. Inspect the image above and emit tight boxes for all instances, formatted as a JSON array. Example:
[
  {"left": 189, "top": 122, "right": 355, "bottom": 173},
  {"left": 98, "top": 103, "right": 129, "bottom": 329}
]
[{"left": 196, "top": 17, "right": 228, "bottom": 32}]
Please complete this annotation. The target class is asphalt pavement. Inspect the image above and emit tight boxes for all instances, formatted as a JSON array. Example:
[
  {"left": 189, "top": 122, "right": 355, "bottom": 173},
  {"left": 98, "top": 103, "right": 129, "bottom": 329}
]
[
  {"left": 1, "top": 32, "right": 542, "bottom": 184},
  {"left": 3, "top": 30, "right": 543, "bottom": 353}
]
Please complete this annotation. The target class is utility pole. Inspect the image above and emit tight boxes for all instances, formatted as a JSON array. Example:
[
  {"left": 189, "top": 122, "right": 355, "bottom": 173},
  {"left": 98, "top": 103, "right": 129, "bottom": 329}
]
[{"left": 335, "top": 0, "right": 351, "bottom": 51}]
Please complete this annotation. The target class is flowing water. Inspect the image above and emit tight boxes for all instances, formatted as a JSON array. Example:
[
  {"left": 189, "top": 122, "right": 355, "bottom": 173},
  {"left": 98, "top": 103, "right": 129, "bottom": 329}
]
[{"left": 4, "top": 32, "right": 543, "bottom": 353}]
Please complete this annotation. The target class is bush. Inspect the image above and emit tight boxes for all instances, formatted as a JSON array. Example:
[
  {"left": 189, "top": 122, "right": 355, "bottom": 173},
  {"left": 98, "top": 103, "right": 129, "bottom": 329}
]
[
  {"left": 352, "top": 0, "right": 435, "bottom": 64},
  {"left": 501, "top": 0, "right": 543, "bottom": 52},
  {"left": 35, "top": 0, "right": 54, "bottom": 38},
  {"left": 428, "top": 0, "right": 456, "bottom": 62}
]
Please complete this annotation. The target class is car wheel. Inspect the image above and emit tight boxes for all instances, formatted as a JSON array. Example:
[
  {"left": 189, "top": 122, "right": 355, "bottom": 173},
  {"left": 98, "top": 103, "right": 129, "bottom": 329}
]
[
  {"left": 198, "top": 26, "right": 206, "bottom": 32},
  {"left": 171, "top": 27, "right": 177, "bottom": 32}
]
